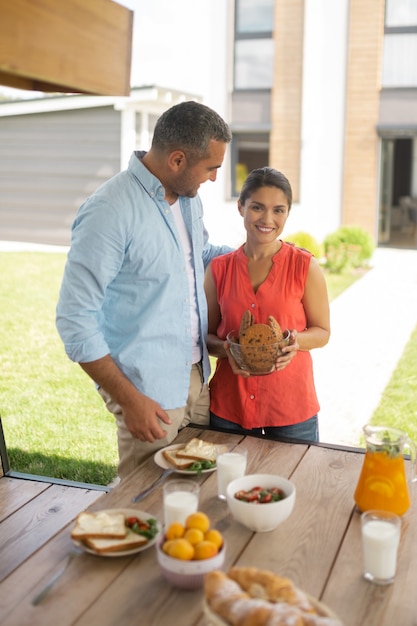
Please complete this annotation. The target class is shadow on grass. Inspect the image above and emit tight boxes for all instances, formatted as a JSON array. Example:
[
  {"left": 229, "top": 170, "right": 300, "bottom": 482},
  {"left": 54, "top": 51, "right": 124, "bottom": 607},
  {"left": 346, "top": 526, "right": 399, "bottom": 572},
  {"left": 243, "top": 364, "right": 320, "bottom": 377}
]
[{"left": 7, "top": 448, "right": 117, "bottom": 486}]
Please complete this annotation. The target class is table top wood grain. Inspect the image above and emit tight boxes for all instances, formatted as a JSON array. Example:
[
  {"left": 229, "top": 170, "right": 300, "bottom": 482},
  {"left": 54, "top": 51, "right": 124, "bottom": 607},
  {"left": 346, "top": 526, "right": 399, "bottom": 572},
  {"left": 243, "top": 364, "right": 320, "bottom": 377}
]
[{"left": 1, "top": 426, "right": 416, "bottom": 626}]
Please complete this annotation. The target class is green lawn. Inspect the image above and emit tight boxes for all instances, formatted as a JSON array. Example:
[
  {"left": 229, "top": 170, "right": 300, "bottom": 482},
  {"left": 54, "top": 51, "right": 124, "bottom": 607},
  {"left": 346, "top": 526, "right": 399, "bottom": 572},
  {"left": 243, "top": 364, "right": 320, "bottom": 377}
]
[
  {"left": 0, "top": 252, "right": 118, "bottom": 485},
  {"left": 324, "top": 269, "right": 366, "bottom": 301},
  {"left": 370, "top": 324, "right": 417, "bottom": 441},
  {"left": 1, "top": 251, "right": 415, "bottom": 484}
]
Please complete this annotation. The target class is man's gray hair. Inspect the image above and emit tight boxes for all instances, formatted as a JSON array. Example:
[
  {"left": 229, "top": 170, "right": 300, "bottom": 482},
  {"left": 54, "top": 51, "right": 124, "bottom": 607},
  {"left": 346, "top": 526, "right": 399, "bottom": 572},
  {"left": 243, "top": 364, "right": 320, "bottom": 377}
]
[{"left": 151, "top": 101, "right": 232, "bottom": 162}]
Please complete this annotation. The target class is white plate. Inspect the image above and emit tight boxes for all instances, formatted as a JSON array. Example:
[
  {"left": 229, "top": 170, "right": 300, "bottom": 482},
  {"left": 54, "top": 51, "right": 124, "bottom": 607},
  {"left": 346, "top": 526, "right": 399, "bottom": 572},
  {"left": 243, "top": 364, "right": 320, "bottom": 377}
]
[
  {"left": 154, "top": 443, "right": 217, "bottom": 475},
  {"left": 72, "top": 508, "right": 162, "bottom": 558}
]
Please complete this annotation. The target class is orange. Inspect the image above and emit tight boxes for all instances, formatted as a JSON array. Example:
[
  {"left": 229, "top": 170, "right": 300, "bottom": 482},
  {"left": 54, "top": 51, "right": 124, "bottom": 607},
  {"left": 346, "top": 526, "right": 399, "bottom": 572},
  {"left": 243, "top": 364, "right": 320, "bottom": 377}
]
[
  {"left": 204, "top": 528, "right": 223, "bottom": 550},
  {"left": 162, "top": 539, "right": 176, "bottom": 555},
  {"left": 166, "top": 538, "right": 195, "bottom": 561},
  {"left": 193, "top": 540, "right": 218, "bottom": 560},
  {"left": 165, "top": 521, "right": 185, "bottom": 540},
  {"left": 184, "top": 527, "right": 205, "bottom": 545},
  {"left": 185, "top": 511, "right": 210, "bottom": 534}
]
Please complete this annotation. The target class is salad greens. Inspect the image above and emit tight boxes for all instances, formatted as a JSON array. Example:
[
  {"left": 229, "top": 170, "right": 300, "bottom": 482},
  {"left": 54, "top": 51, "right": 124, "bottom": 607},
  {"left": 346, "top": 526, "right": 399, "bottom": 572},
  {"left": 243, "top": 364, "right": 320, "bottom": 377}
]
[
  {"left": 130, "top": 517, "right": 159, "bottom": 540},
  {"left": 186, "top": 459, "right": 216, "bottom": 475}
]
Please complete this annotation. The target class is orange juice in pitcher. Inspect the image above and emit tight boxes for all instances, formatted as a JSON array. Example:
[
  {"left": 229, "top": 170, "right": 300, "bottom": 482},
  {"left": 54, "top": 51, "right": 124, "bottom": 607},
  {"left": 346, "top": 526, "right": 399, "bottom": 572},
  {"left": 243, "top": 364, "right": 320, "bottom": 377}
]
[{"left": 354, "top": 425, "right": 416, "bottom": 516}]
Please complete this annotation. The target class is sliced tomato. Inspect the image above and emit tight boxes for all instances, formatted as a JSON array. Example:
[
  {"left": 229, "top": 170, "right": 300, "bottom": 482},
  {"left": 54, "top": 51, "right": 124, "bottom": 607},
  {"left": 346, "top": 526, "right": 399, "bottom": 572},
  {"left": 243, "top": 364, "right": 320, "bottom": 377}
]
[
  {"left": 234, "top": 486, "right": 286, "bottom": 503},
  {"left": 259, "top": 493, "right": 272, "bottom": 503}
]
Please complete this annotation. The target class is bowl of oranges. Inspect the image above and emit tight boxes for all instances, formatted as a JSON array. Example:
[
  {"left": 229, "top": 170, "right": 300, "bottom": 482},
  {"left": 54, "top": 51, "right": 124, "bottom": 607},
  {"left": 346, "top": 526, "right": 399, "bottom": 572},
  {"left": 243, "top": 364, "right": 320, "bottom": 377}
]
[{"left": 156, "top": 511, "right": 225, "bottom": 590}]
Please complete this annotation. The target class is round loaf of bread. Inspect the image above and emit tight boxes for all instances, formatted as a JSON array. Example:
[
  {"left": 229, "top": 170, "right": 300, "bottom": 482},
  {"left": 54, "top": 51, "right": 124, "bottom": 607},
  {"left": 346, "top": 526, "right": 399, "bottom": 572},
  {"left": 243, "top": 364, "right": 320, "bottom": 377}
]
[
  {"left": 238, "top": 324, "right": 285, "bottom": 373},
  {"left": 239, "top": 323, "right": 278, "bottom": 346},
  {"left": 228, "top": 312, "right": 288, "bottom": 374},
  {"left": 239, "top": 331, "right": 280, "bottom": 373}
]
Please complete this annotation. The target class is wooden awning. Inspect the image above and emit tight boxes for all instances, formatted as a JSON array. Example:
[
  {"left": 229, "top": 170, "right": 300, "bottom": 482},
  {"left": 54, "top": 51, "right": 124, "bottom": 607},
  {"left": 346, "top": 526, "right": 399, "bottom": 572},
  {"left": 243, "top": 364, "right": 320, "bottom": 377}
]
[{"left": 0, "top": 0, "right": 133, "bottom": 96}]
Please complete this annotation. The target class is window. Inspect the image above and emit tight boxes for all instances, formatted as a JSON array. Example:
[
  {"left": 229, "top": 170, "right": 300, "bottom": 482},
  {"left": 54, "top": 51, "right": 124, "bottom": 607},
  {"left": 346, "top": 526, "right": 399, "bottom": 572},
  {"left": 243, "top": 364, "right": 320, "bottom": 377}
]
[
  {"left": 234, "top": 0, "right": 274, "bottom": 90},
  {"left": 236, "top": 0, "right": 274, "bottom": 34},
  {"left": 234, "top": 39, "right": 274, "bottom": 89},
  {"left": 231, "top": 133, "right": 270, "bottom": 197},
  {"left": 231, "top": 1, "right": 273, "bottom": 193},
  {"left": 382, "top": 34, "right": 417, "bottom": 86},
  {"left": 383, "top": 2, "right": 417, "bottom": 87},
  {"left": 385, "top": 0, "right": 417, "bottom": 27}
]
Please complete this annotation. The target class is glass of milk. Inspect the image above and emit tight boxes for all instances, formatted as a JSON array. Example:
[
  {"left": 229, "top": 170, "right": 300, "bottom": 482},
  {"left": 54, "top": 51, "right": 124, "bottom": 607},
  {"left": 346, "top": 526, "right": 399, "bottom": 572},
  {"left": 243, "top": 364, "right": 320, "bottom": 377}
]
[
  {"left": 163, "top": 480, "right": 199, "bottom": 527},
  {"left": 361, "top": 510, "right": 401, "bottom": 585},
  {"left": 216, "top": 446, "right": 247, "bottom": 500}
]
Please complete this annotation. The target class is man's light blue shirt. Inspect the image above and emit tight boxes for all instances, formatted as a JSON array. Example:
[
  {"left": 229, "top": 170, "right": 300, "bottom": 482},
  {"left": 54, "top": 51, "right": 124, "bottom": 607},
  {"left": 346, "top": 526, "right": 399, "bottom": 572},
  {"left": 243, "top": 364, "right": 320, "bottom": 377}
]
[{"left": 56, "top": 151, "right": 231, "bottom": 410}]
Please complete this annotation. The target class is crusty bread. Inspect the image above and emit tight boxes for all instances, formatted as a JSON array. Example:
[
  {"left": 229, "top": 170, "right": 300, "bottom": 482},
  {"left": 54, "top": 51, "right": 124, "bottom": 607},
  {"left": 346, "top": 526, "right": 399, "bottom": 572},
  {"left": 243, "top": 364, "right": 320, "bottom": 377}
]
[
  {"left": 239, "top": 323, "right": 278, "bottom": 346},
  {"left": 238, "top": 312, "right": 283, "bottom": 345},
  {"left": 267, "top": 315, "right": 284, "bottom": 342},
  {"left": 238, "top": 324, "right": 279, "bottom": 373},
  {"left": 239, "top": 309, "right": 254, "bottom": 336},
  {"left": 234, "top": 312, "right": 286, "bottom": 374},
  {"left": 162, "top": 448, "right": 197, "bottom": 469},
  {"left": 84, "top": 528, "right": 147, "bottom": 554},
  {"left": 228, "top": 567, "right": 313, "bottom": 612},
  {"left": 71, "top": 511, "right": 126, "bottom": 540},
  {"left": 175, "top": 438, "right": 217, "bottom": 463},
  {"left": 204, "top": 568, "right": 343, "bottom": 626}
]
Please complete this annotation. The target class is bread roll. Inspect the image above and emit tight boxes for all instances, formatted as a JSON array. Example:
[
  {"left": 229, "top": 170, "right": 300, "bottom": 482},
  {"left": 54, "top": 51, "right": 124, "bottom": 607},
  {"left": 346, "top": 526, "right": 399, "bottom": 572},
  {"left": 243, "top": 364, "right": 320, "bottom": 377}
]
[{"left": 204, "top": 568, "right": 343, "bottom": 626}]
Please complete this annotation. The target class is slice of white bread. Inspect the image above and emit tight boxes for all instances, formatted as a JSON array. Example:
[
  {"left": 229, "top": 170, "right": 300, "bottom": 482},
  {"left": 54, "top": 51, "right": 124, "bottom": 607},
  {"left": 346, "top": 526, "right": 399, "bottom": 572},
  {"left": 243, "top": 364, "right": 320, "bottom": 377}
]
[
  {"left": 162, "top": 448, "right": 197, "bottom": 469},
  {"left": 175, "top": 438, "right": 217, "bottom": 463},
  {"left": 84, "top": 528, "right": 148, "bottom": 554},
  {"left": 71, "top": 511, "right": 126, "bottom": 540}
]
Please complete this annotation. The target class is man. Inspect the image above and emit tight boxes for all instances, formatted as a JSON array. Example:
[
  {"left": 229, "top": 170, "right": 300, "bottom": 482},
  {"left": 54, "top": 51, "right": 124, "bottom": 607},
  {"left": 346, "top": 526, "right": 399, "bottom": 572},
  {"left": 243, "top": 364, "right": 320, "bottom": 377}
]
[{"left": 56, "top": 101, "right": 232, "bottom": 480}]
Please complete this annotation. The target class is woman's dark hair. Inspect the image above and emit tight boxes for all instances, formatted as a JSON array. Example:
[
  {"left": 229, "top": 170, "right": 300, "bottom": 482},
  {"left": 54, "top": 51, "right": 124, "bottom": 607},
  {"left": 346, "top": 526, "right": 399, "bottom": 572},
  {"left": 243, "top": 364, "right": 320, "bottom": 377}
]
[
  {"left": 239, "top": 167, "right": 292, "bottom": 210},
  {"left": 151, "top": 101, "right": 232, "bottom": 163}
]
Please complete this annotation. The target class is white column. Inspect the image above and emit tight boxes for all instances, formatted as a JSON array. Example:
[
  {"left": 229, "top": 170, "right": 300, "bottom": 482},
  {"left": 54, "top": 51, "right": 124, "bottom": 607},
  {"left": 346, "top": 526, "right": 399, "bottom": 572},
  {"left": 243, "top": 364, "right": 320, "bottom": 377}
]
[
  {"left": 119, "top": 106, "right": 137, "bottom": 171},
  {"left": 139, "top": 110, "right": 150, "bottom": 151}
]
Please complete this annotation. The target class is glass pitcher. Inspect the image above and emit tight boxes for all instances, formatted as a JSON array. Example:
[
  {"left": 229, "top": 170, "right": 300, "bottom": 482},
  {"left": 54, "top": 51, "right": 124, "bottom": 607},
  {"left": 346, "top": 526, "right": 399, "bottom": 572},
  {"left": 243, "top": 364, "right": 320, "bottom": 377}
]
[{"left": 354, "top": 425, "right": 416, "bottom": 516}]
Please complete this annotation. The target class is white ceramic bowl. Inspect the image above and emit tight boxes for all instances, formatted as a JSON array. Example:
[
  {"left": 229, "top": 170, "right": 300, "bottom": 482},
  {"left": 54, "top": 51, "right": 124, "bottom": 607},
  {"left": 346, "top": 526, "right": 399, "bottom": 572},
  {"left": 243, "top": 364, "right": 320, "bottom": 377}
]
[
  {"left": 156, "top": 538, "right": 226, "bottom": 590},
  {"left": 226, "top": 474, "right": 296, "bottom": 532},
  {"left": 227, "top": 329, "right": 290, "bottom": 375}
]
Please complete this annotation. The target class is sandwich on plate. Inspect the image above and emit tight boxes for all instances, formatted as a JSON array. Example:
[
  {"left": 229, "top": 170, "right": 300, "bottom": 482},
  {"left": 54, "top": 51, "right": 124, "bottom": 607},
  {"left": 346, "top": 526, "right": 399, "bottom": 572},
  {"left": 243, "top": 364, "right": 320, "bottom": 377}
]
[
  {"left": 163, "top": 438, "right": 221, "bottom": 471},
  {"left": 71, "top": 510, "right": 159, "bottom": 554}
]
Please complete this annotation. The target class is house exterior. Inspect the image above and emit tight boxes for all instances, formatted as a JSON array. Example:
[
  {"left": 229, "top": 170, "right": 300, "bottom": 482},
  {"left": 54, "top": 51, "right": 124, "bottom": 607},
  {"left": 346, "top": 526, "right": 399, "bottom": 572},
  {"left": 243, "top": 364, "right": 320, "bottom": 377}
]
[
  {"left": 227, "top": 0, "right": 417, "bottom": 249},
  {"left": 0, "top": 87, "right": 200, "bottom": 246},
  {"left": 1, "top": 0, "right": 416, "bottom": 250}
]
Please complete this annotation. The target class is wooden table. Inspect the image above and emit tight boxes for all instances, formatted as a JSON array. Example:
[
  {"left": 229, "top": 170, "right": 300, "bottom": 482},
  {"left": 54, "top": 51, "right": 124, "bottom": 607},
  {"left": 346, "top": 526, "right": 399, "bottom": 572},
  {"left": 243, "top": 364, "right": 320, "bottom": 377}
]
[{"left": 1, "top": 426, "right": 416, "bottom": 626}]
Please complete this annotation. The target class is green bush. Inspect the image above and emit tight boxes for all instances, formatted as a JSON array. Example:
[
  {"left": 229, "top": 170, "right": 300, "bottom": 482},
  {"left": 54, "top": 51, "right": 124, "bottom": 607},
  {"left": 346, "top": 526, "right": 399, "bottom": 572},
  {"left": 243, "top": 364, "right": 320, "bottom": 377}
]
[
  {"left": 323, "top": 226, "right": 375, "bottom": 273},
  {"left": 284, "top": 231, "right": 323, "bottom": 259}
]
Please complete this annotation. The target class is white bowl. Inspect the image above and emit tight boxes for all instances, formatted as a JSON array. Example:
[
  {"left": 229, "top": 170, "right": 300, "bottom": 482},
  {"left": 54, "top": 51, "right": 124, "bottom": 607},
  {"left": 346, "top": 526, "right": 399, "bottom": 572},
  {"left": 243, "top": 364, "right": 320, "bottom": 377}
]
[
  {"left": 156, "top": 538, "right": 226, "bottom": 590},
  {"left": 226, "top": 474, "right": 296, "bottom": 532}
]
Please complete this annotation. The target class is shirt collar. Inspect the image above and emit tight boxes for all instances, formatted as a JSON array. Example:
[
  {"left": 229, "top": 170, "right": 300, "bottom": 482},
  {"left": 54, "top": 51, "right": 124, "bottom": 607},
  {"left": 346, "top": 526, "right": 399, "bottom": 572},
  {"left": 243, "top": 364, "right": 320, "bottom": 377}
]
[{"left": 130, "top": 151, "right": 166, "bottom": 200}]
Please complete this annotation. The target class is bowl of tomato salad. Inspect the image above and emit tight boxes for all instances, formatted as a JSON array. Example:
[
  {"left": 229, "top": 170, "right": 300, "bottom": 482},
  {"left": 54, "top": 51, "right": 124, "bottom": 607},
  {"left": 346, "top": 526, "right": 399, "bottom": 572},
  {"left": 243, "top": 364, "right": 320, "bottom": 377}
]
[{"left": 226, "top": 474, "right": 296, "bottom": 532}]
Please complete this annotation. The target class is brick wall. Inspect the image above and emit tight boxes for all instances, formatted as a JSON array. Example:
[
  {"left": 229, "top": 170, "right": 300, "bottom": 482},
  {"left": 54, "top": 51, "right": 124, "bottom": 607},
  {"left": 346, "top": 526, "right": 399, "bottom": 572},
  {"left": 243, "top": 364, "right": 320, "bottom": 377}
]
[
  {"left": 270, "top": 0, "right": 304, "bottom": 202},
  {"left": 342, "top": 0, "right": 385, "bottom": 235}
]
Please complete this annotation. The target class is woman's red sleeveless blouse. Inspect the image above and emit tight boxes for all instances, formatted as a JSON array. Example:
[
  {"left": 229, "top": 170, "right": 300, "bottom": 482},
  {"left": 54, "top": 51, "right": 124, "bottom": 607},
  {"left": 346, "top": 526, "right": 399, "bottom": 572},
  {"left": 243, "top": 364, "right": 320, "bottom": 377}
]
[{"left": 209, "top": 242, "right": 320, "bottom": 428}]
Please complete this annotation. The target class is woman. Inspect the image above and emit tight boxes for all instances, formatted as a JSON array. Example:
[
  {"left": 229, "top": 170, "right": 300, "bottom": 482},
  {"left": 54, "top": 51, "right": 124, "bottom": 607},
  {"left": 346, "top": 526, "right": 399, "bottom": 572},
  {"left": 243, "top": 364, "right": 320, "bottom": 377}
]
[{"left": 204, "top": 167, "right": 330, "bottom": 441}]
